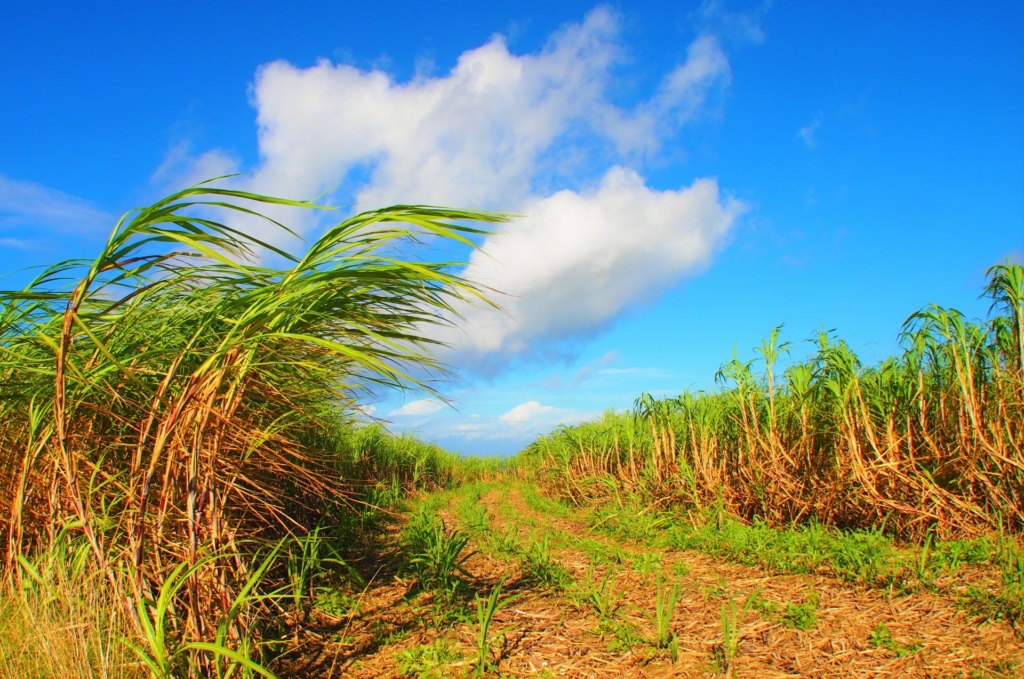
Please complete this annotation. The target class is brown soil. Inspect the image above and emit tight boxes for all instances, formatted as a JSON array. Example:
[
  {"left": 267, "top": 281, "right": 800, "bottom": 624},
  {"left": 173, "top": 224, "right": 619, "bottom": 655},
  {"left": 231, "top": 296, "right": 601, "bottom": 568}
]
[{"left": 277, "top": 482, "right": 1023, "bottom": 678}]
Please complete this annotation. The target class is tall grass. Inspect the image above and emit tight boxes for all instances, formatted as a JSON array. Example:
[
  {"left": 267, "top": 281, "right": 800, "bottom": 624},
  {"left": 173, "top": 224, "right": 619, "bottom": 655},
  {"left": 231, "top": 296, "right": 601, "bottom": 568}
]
[
  {"left": 0, "top": 179, "right": 507, "bottom": 676},
  {"left": 520, "top": 263, "right": 1024, "bottom": 539},
  {"left": 0, "top": 527, "right": 140, "bottom": 678},
  {"left": 320, "top": 423, "right": 505, "bottom": 496}
]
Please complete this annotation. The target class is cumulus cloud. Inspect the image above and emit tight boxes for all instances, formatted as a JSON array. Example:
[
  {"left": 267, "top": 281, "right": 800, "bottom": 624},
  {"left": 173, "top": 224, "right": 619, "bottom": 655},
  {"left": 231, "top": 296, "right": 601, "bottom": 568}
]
[
  {"left": 388, "top": 399, "right": 444, "bottom": 416},
  {"left": 443, "top": 168, "right": 743, "bottom": 360},
  {"left": 0, "top": 175, "right": 112, "bottom": 235},
  {"left": 499, "top": 400, "right": 556, "bottom": 424},
  {"left": 242, "top": 8, "right": 732, "bottom": 212},
  {"left": 194, "top": 7, "right": 744, "bottom": 369}
]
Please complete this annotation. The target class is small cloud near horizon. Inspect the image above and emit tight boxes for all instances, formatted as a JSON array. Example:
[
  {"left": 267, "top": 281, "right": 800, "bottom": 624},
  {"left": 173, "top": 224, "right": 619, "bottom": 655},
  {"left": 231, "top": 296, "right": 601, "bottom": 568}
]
[
  {"left": 499, "top": 400, "right": 555, "bottom": 424},
  {"left": 388, "top": 399, "right": 444, "bottom": 417}
]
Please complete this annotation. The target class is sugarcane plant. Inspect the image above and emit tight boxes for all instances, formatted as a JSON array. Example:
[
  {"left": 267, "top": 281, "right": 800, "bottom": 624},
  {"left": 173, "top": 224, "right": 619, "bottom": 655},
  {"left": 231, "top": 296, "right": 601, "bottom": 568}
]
[
  {"left": 0, "top": 177, "right": 509, "bottom": 676},
  {"left": 520, "top": 262, "right": 1024, "bottom": 540}
]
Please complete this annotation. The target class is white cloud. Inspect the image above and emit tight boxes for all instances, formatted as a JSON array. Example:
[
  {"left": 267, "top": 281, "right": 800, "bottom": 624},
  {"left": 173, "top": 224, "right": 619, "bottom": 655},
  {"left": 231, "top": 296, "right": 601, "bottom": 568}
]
[
  {"left": 239, "top": 7, "right": 732, "bottom": 223},
  {"left": 150, "top": 142, "right": 240, "bottom": 193},
  {"left": 698, "top": 0, "right": 773, "bottom": 45},
  {"left": 190, "top": 7, "right": 742, "bottom": 370},
  {"left": 249, "top": 8, "right": 623, "bottom": 210},
  {"left": 798, "top": 115, "right": 822, "bottom": 149},
  {"left": 0, "top": 237, "right": 33, "bottom": 250},
  {"left": 499, "top": 400, "right": 555, "bottom": 424},
  {"left": 442, "top": 168, "right": 744, "bottom": 361},
  {"left": 0, "top": 175, "right": 112, "bottom": 234},
  {"left": 378, "top": 398, "right": 595, "bottom": 448},
  {"left": 388, "top": 399, "right": 444, "bottom": 416}
]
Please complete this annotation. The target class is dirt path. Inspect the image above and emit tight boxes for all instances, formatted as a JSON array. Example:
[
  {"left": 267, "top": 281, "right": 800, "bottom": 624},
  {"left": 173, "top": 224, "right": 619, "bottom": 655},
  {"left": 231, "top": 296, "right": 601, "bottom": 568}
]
[{"left": 290, "top": 481, "right": 1022, "bottom": 678}]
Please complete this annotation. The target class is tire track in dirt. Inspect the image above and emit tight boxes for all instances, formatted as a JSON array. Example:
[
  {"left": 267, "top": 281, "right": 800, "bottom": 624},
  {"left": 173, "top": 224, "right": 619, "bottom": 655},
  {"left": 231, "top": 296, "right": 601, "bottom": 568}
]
[
  {"left": 441, "top": 484, "right": 658, "bottom": 678},
  {"left": 293, "top": 482, "right": 1021, "bottom": 678},
  {"left": 340, "top": 484, "right": 677, "bottom": 678}
]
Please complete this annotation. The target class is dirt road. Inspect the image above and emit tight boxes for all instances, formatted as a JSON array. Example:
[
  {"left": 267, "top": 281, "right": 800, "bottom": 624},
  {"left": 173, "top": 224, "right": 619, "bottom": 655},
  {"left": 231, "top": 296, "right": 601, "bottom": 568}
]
[{"left": 285, "top": 481, "right": 1022, "bottom": 678}]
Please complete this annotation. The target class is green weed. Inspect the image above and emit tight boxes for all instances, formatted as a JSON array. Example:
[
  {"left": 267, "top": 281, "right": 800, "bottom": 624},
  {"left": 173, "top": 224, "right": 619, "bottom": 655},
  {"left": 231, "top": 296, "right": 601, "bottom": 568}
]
[
  {"left": 573, "top": 568, "right": 620, "bottom": 620},
  {"left": 520, "top": 532, "right": 572, "bottom": 590},
  {"left": 630, "top": 551, "right": 662, "bottom": 574},
  {"left": 473, "top": 579, "right": 518, "bottom": 678},
  {"left": 932, "top": 538, "right": 995, "bottom": 571},
  {"left": 959, "top": 535, "right": 1024, "bottom": 628},
  {"left": 715, "top": 598, "right": 739, "bottom": 675},
  {"left": 370, "top": 619, "right": 409, "bottom": 647},
  {"left": 869, "top": 623, "right": 921, "bottom": 657},
  {"left": 396, "top": 639, "right": 461, "bottom": 678},
  {"left": 962, "top": 585, "right": 1024, "bottom": 628},
  {"left": 520, "top": 484, "right": 572, "bottom": 519},
  {"left": 744, "top": 587, "right": 779, "bottom": 617},
  {"left": 603, "top": 619, "right": 640, "bottom": 653},
  {"left": 700, "top": 576, "right": 729, "bottom": 601},
  {"left": 313, "top": 589, "right": 358, "bottom": 618},
  {"left": 967, "top": 657, "right": 1019, "bottom": 678},
  {"left": 286, "top": 524, "right": 363, "bottom": 621},
  {"left": 401, "top": 509, "right": 475, "bottom": 593},
  {"left": 487, "top": 526, "right": 523, "bottom": 558},
  {"left": 122, "top": 550, "right": 279, "bottom": 679},
  {"left": 455, "top": 483, "right": 491, "bottom": 532},
  {"left": 780, "top": 592, "right": 819, "bottom": 631},
  {"left": 575, "top": 537, "right": 625, "bottom": 566},
  {"left": 671, "top": 560, "right": 691, "bottom": 578},
  {"left": 652, "top": 575, "right": 682, "bottom": 650}
]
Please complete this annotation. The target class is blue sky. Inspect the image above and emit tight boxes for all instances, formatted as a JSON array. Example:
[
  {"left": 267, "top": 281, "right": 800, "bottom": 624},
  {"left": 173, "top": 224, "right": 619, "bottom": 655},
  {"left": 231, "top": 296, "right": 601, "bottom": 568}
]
[{"left": 1, "top": 1, "right": 1021, "bottom": 455}]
